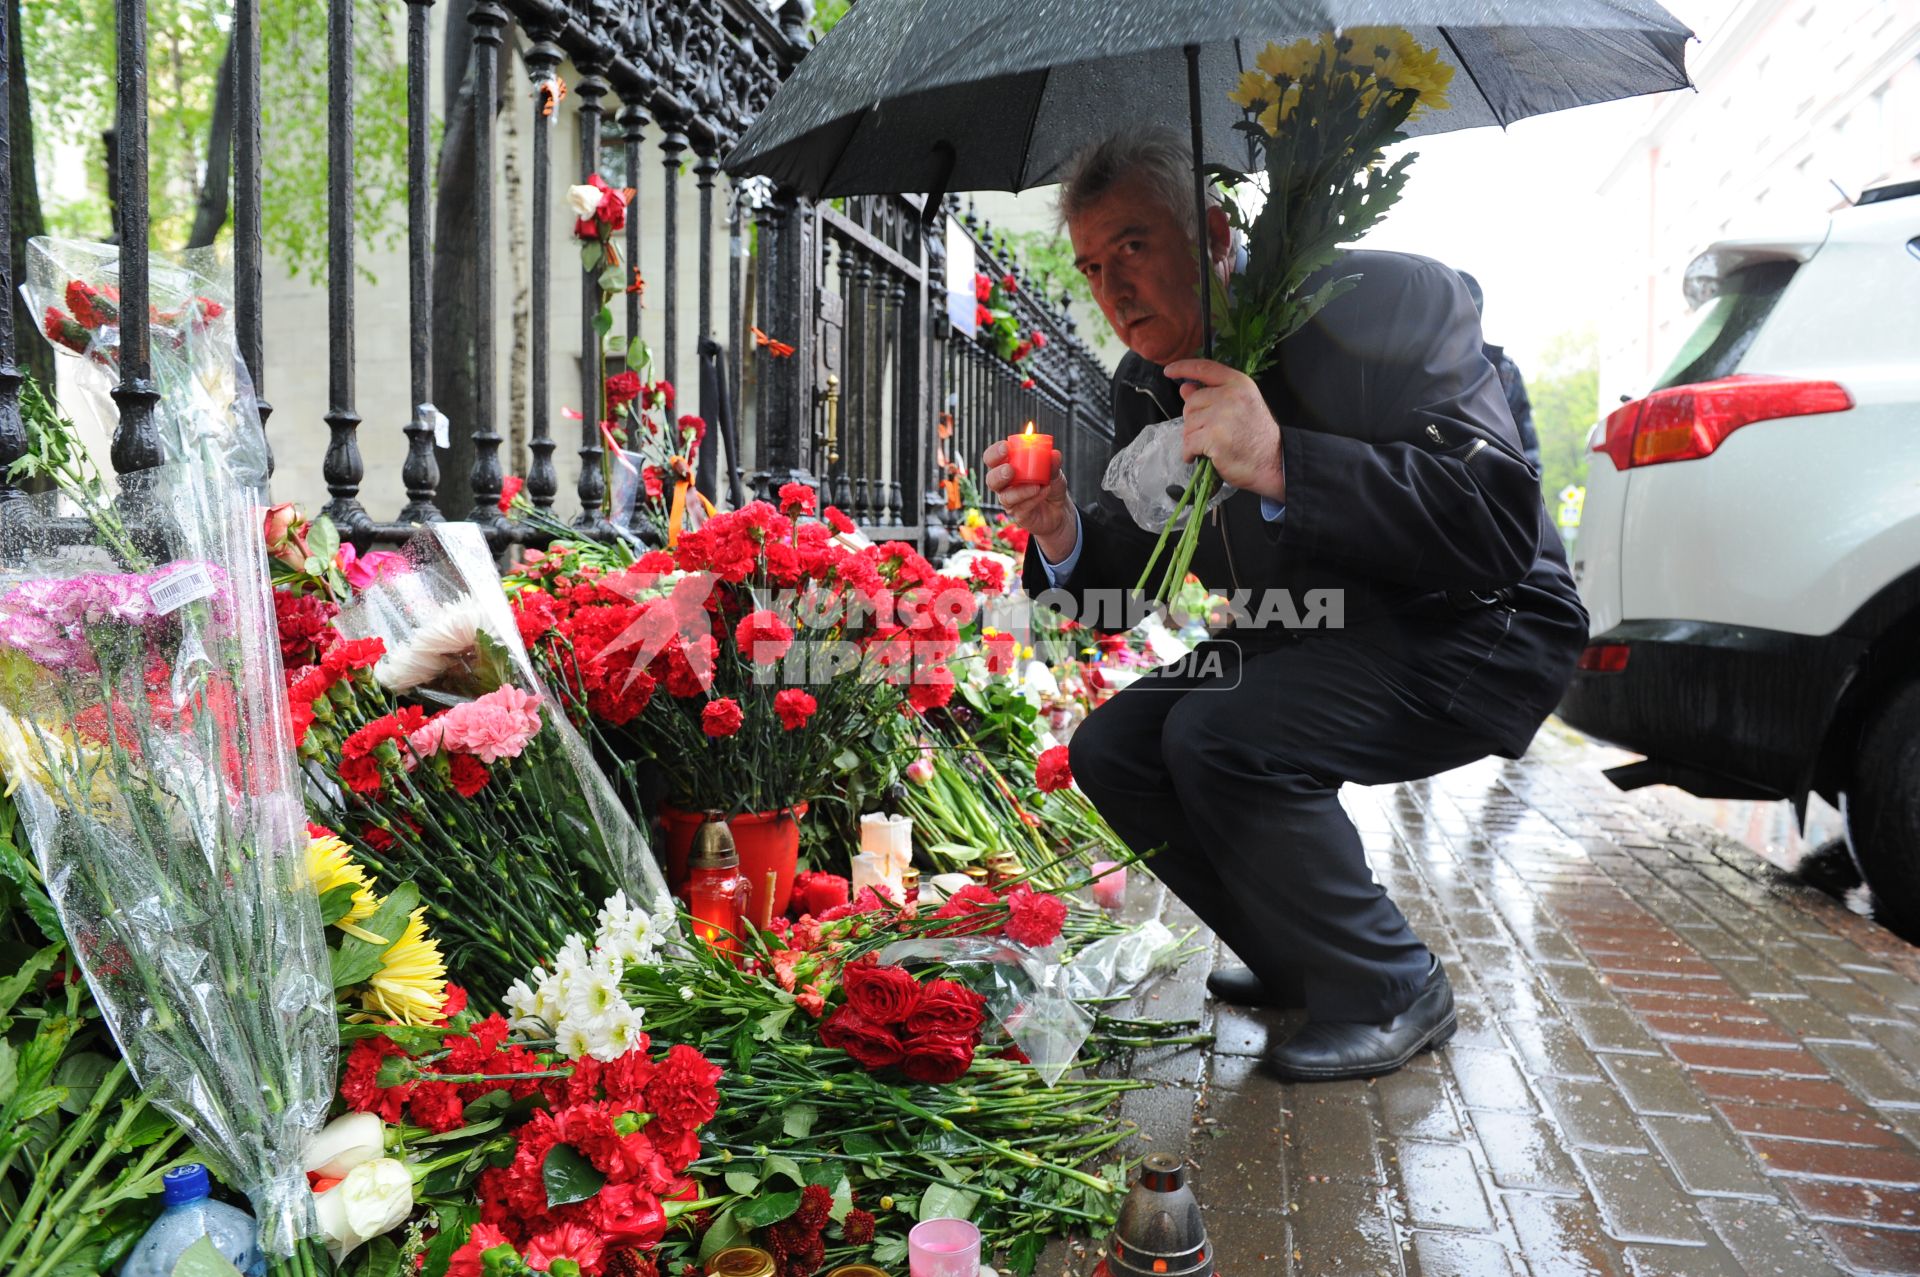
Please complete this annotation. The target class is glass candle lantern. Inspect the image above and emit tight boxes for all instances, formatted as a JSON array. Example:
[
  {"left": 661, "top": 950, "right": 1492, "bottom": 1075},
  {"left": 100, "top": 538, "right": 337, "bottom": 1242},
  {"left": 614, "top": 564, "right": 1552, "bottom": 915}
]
[{"left": 687, "top": 811, "right": 750, "bottom": 956}]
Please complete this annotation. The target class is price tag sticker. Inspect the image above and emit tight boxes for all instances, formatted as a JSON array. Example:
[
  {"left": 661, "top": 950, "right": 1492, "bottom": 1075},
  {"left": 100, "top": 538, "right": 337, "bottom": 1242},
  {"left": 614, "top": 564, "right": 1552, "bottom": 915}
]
[{"left": 149, "top": 562, "right": 217, "bottom": 615}]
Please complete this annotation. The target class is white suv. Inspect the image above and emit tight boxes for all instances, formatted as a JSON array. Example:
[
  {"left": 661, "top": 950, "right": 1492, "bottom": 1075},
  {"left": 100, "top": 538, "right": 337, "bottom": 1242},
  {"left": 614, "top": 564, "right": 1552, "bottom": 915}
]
[{"left": 1559, "top": 178, "right": 1920, "bottom": 934}]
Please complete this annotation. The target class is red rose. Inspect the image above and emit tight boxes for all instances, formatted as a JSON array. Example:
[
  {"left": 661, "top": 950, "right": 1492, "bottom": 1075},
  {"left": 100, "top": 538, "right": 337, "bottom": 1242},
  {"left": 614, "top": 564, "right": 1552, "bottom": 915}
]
[
  {"left": 701, "top": 697, "right": 743, "bottom": 737},
  {"left": 900, "top": 1031, "right": 976, "bottom": 1084},
  {"left": 904, "top": 978, "right": 986, "bottom": 1039},
  {"left": 773, "top": 688, "right": 816, "bottom": 731},
  {"left": 840, "top": 956, "right": 923, "bottom": 1025},
  {"left": 1004, "top": 884, "right": 1068, "bottom": 948},
  {"left": 605, "top": 369, "right": 642, "bottom": 409},
  {"left": 792, "top": 871, "right": 849, "bottom": 918},
  {"left": 819, "top": 1007, "right": 904, "bottom": 1070},
  {"left": 1035, "top": 745, "right": 1073, "bottom": 793}
]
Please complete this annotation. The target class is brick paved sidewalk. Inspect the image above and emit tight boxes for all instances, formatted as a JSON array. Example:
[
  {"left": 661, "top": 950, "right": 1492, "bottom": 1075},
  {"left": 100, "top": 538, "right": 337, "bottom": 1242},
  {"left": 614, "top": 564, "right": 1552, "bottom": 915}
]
[{"left": 1052, "top": 724, "right": 1920, "bottom": 1276}]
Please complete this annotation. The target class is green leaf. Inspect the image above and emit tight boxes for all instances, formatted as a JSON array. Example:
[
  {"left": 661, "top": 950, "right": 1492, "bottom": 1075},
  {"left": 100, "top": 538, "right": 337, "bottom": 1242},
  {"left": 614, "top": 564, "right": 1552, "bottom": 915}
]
[
  {"left": 542, "top": 1143, "right": 606, "bottom": 1208},
  {"left": 872, "top": 1236, "right": 908, "bottom": 1269},
  {"left": 170, "top": 1237, "right": 245, "bottom": 1277},
  {"left": 919, "top": 1183, "right": 979, "bottom": 1222},
  {"left": 841, "top": 1132, "right": 887, "bottom": 1159},
  {"left": 306, "top": 515, "right": 342, "bottom": 570},
  {"left": 52, "top": 1051, "right": 113, "bottom": 1115},
  {"left": 121, "top": 1103, "right": 178, "bottom": 1151},
  {"left": 318, "top": 882, "right": 363, "bottom": 927},
  {"left": 833, "top": 749, "right": 861, "bottom": 772},
  {"left": 581, "top": 243, "right": 605, "bottom": 274},
  {"left": 420, "top": 1204, "right": 481, "bottom": 1277},
  {"left": 0, "top": 1039, "right": 16, "bottom": 1106},
  {"left": 1006, "top": 1230, "right": 1046, "bottom": 1276},
  {"left": 829, "top": 1174, "right": 853, "bottom": 1224},
  {"left": 733, "top": 1188, "right": 802, "bottom": 1229},
  {"left": 752, "top": 1006, "right": 794, "bottom": 1042},
  {"left": 697, "top": 1208, "right": 745, "bottom": 1264},
  {"left": 0, "top": 943, "right": 59, "bottom": 1019},
  {"left": 597, "top": 265, "right": 625, "bottom": 293},
  {"left": 359, "top": 1237, "right": 403, "bottom": 1277},
  {"left": 767, "top": 1154, "right": 808, "bottom": 1187},
  {"left": 723, "top": 1169, "right": 761, "bottom": 1196},
  {"left": 782, "top": 1103, "right": 818, "bottom": 1138},
  {"left": 926, "top": 842, "right": 981, "bottom": 863},
  {"left": 593, "top": 306, "right": 614, "bottom": 341},
  {"left": 330, "top": 881, "right": 421, "bottom": 989},
  {"left": 625, "top": 336, "right": 651, "bottom": 373}
]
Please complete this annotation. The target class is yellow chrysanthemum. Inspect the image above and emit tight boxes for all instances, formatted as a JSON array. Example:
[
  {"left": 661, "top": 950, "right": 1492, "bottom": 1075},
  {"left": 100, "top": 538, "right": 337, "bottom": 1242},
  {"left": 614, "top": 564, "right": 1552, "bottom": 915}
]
[
  {"left": 1227, "top": 67, "right": 1274, "bottom": 110},
  {"left": 1346, "top": 26, "right": 1455, "bottom": 119},
  {"left": 1255, "top": 84, "right": 1306, "bottom": 135},
  {"left": 359, "top": 907, "right": 449, "bottom": 1026},
  {"left": 305, "top": 831, "right": 378, "bottom": 929},
  {"left": 1256, "top": 32, "right": 1334, "bottom": 83}
]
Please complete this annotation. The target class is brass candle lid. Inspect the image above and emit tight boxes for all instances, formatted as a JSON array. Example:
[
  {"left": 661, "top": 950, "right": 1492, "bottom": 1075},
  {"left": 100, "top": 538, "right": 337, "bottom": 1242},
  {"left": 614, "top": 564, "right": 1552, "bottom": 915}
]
[
  {"left": 824, "top": 1267, "right": 892, "bottom": 1277},
  {"left": 706, "top": 1246, "right": 777, "bottom": 1277}
]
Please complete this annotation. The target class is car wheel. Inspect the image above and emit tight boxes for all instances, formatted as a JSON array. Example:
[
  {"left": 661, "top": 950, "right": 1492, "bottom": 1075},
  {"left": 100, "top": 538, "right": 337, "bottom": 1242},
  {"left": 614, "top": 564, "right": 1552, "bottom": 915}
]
[{"left": 1847, "top": 679, "right": 1920, "bottom": 941}]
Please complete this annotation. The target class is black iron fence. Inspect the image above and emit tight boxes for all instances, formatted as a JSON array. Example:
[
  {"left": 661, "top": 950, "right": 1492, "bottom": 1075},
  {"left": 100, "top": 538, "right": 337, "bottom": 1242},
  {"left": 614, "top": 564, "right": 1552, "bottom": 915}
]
[{"left": 0, "top": 0, "right": 1113, "bottom": 557}]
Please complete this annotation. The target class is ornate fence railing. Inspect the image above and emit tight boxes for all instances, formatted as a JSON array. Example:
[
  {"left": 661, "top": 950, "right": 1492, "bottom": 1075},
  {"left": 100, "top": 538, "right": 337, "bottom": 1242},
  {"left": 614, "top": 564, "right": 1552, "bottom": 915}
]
[{"left": 0, "top": 0, "right": 1114, "bottom": 559}]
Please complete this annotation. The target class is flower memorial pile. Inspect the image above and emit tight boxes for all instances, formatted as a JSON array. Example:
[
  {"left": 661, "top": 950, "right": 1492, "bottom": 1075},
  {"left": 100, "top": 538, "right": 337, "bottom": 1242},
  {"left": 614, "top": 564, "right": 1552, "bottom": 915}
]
[
  {"left": 972, "top": 272, "right": 1046, "bottom": 390},
  {"left": 1136, "top": 27, "right": 1456, "bottom": 603}
]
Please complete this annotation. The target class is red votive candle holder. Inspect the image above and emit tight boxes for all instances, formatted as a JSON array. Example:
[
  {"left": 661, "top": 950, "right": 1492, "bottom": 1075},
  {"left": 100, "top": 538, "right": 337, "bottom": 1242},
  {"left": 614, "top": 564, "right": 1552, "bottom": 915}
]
[{"left": 1006, "top": 422, "right": 1054, "bottom": 486}]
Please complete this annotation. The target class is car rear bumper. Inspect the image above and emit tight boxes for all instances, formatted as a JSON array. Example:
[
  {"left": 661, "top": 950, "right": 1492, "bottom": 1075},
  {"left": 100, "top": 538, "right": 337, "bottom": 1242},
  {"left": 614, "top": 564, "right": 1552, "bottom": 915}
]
[{"left": 1557, "top": 620, "right": 1865, "bottom": 800}]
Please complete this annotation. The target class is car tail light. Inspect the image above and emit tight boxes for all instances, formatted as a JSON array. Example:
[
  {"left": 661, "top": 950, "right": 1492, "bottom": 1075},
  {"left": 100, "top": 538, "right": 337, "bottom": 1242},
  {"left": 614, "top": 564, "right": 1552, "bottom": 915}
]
[
  {"left": 1594, "top": 375, "right": 1852, "bottom": 470},
  {"left": 1577, "top": 643, "right": 1631, "bottom": 673}
]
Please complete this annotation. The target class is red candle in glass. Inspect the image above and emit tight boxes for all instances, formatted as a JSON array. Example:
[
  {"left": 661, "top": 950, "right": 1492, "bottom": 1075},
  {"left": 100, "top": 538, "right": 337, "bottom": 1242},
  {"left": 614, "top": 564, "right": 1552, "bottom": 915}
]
[
  {"left": 687, "top": 813, "right": 750, "bottom": 956},
  {"left": 1005, "top": 422, "right": 1054, "bottom": 486}
]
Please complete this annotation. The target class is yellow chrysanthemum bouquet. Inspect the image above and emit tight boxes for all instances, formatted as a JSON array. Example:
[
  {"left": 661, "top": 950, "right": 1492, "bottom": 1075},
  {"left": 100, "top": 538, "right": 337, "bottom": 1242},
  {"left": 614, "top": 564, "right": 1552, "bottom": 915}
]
[{"left": 1138, "top": 27, "right": 1455, "bottom": 604}]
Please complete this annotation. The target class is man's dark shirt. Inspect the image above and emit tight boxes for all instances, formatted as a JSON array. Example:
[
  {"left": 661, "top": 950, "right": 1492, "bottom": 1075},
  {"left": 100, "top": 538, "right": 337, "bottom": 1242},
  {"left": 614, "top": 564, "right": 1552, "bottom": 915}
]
[{"left": 1022, "top": 250, "right": 1587, "bottom": 756}]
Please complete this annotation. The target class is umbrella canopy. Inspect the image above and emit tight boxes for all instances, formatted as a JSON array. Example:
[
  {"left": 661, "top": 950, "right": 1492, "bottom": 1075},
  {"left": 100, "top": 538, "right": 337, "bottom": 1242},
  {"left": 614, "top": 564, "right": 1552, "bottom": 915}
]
[{"left": 726, "top": 0, "right": 1693, "bottom": 197}]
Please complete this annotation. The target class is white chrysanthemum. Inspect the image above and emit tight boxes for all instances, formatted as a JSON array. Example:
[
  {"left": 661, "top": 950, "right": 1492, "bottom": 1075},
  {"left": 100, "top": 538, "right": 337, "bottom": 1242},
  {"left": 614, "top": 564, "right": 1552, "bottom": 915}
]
[
  {"left": 503, "top": 977, "right": 545, "bottom": 1032},
  {"left": 586, "top": 1005, "right": 647, "bottom": 1062},
  {"left": 532, "top": 967, "right": 571, "bottom": 1026},
  {"left": 595, "top": 891, "right": 666, "bottom": 966},
  {"left": 567, "top": 953, "right": 626, "bottom": 1023},
  {"left": 679, "top": 986, "right": 696, "bottom": 1001},
  {"left": 374, "top": 599, "right": 494, "bottom": 692},
  {"left": 554, "top": 1017, "right": 595, "bottom": 1060}
]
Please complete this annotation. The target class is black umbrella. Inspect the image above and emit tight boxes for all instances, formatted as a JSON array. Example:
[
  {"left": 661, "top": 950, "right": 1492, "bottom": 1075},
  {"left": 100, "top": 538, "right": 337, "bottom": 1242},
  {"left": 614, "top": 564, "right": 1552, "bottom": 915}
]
[{"left": 727, "top": 1, "right": 1693, "bottom": 349}]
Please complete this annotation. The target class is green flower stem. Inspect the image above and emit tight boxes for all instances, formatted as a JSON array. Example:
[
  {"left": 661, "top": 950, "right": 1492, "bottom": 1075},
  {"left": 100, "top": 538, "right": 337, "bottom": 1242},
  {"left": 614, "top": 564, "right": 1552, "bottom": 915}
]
[{"left": 0, "top": 1058, "right": 131, "bottom": 1273}]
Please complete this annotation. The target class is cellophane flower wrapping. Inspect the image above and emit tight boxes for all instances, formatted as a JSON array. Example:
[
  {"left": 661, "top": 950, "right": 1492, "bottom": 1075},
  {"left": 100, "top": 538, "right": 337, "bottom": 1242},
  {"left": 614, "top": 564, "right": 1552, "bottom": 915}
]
[
  {"left": 0, "top": 239, "right": 333, "bottom": 1256},
  {"left": 325, "top": 521, "right": 673, "bottom": 991}
]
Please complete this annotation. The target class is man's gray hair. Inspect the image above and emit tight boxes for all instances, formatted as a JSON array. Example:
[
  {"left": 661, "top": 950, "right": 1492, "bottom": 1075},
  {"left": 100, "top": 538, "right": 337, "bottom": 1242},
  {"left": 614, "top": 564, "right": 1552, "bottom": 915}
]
[{"left": 1056, "top": 128, "right": 1223, "bottom": 242}]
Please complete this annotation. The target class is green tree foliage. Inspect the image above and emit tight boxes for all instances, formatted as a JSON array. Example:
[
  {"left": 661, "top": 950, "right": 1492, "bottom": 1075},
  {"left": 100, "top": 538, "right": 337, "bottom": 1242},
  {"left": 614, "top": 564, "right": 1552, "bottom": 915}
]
[
  {"left": 1527, "top": 326, "right": 1600, "bottom": 505},
  {"left": 22, "top": 0, "right": 407, "bottom": 281}
]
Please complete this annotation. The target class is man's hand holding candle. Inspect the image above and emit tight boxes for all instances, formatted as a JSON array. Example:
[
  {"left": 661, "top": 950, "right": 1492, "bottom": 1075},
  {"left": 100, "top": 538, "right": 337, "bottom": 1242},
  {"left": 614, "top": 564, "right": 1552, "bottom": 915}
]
[{"left": 985, "top": 434, "right": 1077, "bottom": 565}]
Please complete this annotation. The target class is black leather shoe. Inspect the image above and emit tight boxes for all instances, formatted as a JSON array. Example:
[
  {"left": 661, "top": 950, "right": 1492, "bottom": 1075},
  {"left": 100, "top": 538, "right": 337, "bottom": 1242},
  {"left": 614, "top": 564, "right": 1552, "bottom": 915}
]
[
  {"left": 1205, "top": 965, "right": 1305, "bottom": 1009},
  {"left": 1264, "top": 958, "right": 1455, "bottom": 1081}
]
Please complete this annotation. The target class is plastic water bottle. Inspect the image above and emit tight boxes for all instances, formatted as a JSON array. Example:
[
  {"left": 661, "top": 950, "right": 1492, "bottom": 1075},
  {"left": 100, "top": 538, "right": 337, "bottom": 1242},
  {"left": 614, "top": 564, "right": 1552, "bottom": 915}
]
[{"left": 120, "top": 1164, "right": 266, "bottom": 1277}]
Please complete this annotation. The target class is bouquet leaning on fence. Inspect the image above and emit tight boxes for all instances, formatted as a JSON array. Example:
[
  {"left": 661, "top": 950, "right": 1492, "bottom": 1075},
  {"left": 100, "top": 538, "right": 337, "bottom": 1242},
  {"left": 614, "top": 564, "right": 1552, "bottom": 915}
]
[
  {"left": 1135, "top": 27, "right": 1455, "bottom": 604},
  {"left": 0, "top": 239, "right": 335, "bottom": 1273},
  {"left": 290, "top": 521, "right": 673, "bottom": 1003}
]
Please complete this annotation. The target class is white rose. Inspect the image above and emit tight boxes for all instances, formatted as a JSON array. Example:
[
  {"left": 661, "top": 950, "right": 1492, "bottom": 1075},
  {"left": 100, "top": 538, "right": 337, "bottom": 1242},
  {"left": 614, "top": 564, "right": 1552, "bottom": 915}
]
[
  {"left": 314, "top": 1157, "right": 414, "bottom": 1263},
  {"left": 567, "top": 183, "right": 602, "bottom": 220},
  {"left": 302, "top": 1112, "right": 386, "bottom": 1180}
]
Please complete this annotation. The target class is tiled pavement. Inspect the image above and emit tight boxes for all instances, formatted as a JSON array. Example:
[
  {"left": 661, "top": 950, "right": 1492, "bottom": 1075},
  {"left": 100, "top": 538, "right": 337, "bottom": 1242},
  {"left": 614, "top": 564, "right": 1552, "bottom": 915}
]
[{"left": 1045, "top": 725, "right": 1920, "bottom": 1276}]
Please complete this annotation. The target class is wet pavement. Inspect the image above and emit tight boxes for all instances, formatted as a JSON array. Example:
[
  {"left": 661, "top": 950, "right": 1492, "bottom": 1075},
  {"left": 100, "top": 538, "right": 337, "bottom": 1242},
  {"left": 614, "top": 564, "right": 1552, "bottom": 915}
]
[{"left": 1046, "top": 724, "right": 1920, "bottom": 1276}]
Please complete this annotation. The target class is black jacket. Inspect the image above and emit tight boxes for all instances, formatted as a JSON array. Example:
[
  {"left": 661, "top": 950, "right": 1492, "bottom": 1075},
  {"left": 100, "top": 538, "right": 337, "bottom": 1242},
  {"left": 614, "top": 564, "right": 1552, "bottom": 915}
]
[
  {"left": 1022, "top": 250, "right": 1587, "bottom": 756},
  {"left": 1484, "top": 342, "right": 1541, "bottom": 467}
]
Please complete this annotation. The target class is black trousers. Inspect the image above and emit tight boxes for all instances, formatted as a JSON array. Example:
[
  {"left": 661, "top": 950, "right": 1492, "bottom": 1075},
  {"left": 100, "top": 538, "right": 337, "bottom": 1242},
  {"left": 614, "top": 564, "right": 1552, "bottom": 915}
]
[{"left": 1070, "top": 621, "right": 1510, "bottom": 1022}]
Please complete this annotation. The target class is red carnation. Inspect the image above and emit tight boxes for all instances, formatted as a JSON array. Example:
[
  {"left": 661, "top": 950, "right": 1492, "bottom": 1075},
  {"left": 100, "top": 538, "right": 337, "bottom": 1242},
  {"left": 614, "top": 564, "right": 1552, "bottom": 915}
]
[
  {"left": 677, "top": 414, "right": 707, "bottom": 450},
  {"left": 819, "top": 1007, "right": 905, "bottom": 1070},
  {"left": 321, "top": 636, "right": 386, "bottom": 677},
  {"left": 974, "top": 272, "right": 992, "bottom": 303},
  {"left": 824, "top": 506, "right": 856, "bottom": 535},
  {"left": 1004, "top": 884, "right": 1069, "bottom": 948},
  {"left": 900, "top": 1031, "right": 977, "bottom": 1084},
  {"left": 1021, "top": 376, "right": 1036, "bottom": 390},
  {"left": 773, "top": 688, "right": 816, "bottom": 731},
  {"left": 735, "top": 610, "right": 795, "bottom": 665},
  {"left": 778, "top": 482, "right": 817, "bottom": 517},
  {"left": 1035, "top": 744, "right": 1073, "bottom": 793},
  {"left": 449, "top": 754, "right": 491, "bottom": 797},
  {"left": 1000, "top": 272, "right": 1018, "bottom": 293},
  {"left": 446, "top": 1223, "right": 514, "bottom": 1277},
  {"left": 340, "top": 1035, "right": 412, "bottom": 1123},
  {"left": 498, "top": 475, "right": 525, "bottom": 514},
  {"left": 1032, "top": 330, "right": 1048, "bottom": 349},
  {"left": 840, "top": 956, "right": 923, "bottom": 1025},
  {"left": 645, "top": 1043, "right": 722, "bottom": 1138},
  {"left": 605, "top": 369, "right": 642, "bottom": 409},
  {"left": 701, "top": 697, "right": 743, "bottom": 737},
  {"left": 974, "top": 303, "right": 992, "bottom": 329}
]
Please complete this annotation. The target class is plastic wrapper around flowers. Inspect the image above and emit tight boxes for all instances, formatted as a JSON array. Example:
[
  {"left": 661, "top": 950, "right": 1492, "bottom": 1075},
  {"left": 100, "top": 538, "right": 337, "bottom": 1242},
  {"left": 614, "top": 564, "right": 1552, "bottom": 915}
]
[
  {"left": 0, "top": 246, "right": 333, "bottom": 1256},
  {"left": 1102, "top": 417, "right": 1235, "bottom": 532},
  {"left": 875, "top": 918, "right": 1183, "bottom": 1088},
  {"left": 327, "top": 521, "right": 674, "bottom": 992}
]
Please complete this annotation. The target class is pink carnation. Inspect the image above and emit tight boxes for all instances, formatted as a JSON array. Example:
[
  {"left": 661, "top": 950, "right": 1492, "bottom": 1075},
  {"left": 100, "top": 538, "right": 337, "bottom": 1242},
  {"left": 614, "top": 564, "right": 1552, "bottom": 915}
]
[{"left": 437, "top": 685, "right": 542, "bottom": 763}]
